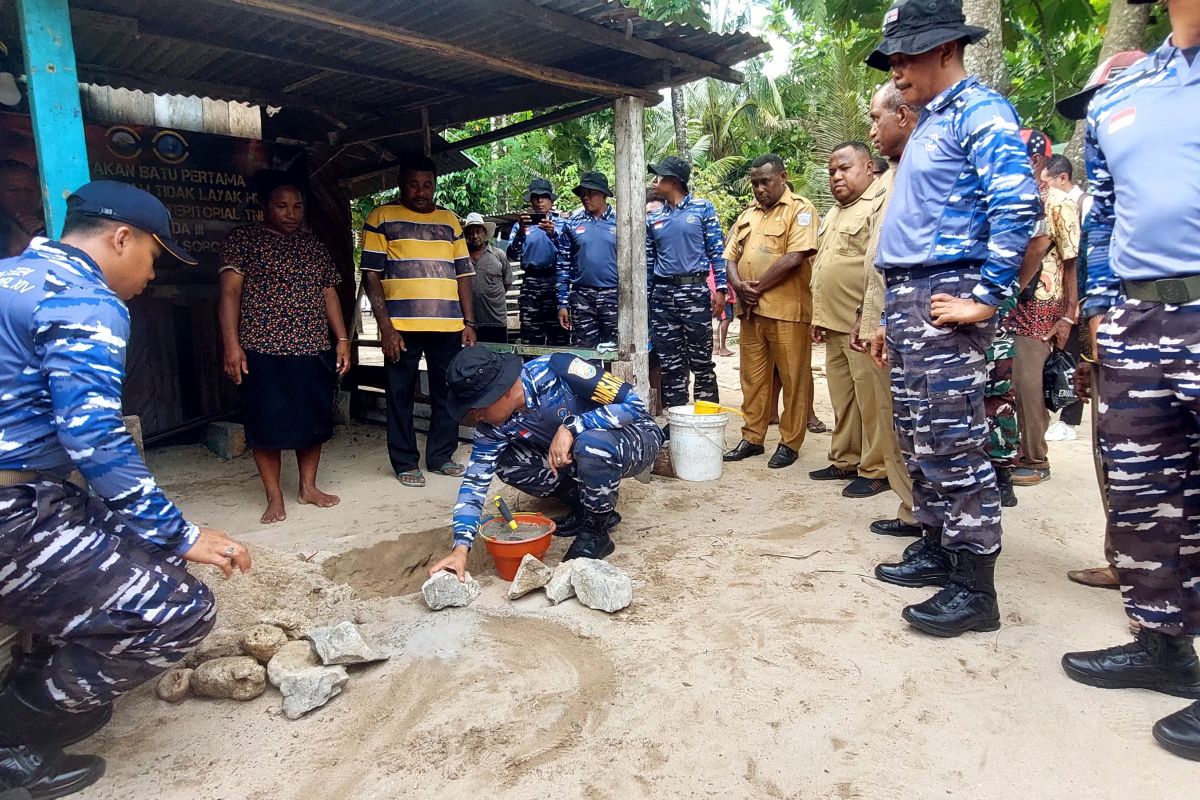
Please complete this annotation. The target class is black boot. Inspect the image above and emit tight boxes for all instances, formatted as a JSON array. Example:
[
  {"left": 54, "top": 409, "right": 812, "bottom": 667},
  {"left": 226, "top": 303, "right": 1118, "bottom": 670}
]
[
  {"left": 4, "top": 646, "right": 111, "bottom": 748},
  {"left": 875, "top": 529, "right": 952, "bottom": 588},
  {"left": 1061, "top": 630, "right": 1200, "bottom": 698},
  {"left": 902, "top": 550, "right": 1001, "bottom": 637},
  {"left": 996, "top": 467, "right": 1017, "bottom": 508},
  {"left": 0, "top": 684, "right": 105, "bottom": 799},
  {"left": 563, "top": 510, "right": 616, "bottom": 561},
  {"left": 553, "top": 509, "right": 621, "bottom": 538},
  {"left": 1154, "top": 701, "right": 1200, "bottom": 761}
]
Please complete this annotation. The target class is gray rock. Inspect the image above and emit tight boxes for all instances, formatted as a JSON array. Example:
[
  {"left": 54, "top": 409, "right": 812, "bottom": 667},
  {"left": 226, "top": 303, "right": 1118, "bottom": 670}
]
[
  {"left": 544, "top": 561, "right": 577, "bottom": 605},
  {"left": 267, "top": 640, "right": 321, "bottom": 688},
  {"left": 421, "top": 571, "right": 481, "bottom": 610},
  {"left": 306, "top": 621, "right": 387, "bottom": 666},
  {"left": 508, "top": 554, "right": 553, "bottom": 599},
  {"left": 570, "top": 558, "right": 632, "bottom": 613},
  {"left": 240, "top": 624, "right": 288, "bottom": 663},
  {"left": 187, "top": 631, "right": 243, "bottom": 666},
  {"left": 190, "top": 656, "right": 267, "bottom": 701},
  {"left": 279, "top": 666, "right": 349, "bottom": 719},
  {"left": 259, "top": 610, "right": 313, "bottom": 639},
  {"left": 156, "top": 668, "right": 192, "bottom": 703}
]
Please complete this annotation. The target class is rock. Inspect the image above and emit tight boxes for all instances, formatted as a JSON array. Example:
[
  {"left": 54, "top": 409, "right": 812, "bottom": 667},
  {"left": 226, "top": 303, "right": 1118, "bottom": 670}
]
[
  {"left": 570, "top": 558, "right": 632, "bottom": 613},
  {"left": 508, "top": 554, "right": 553, "bottom": 599},
  {"left": 279, "top": 666, "right": 349, "bottom": 719},
  {"left": 267, "top": 640, "right": 321, "bottom": 688},
  {"left": 421, "top": 571, "right": 481, "bottom": 610},
  {"left": 306, "top": 621, "right": 387, "bottom": 666},
  {"left": 204, "top": 420, "right": 246, "bottom": 460},
  {"left": 190, "top": 656, "right": 267, "bottom": 701},
  {"left": 544, "top": 561, "right": 577, "bottom": 605},
  {"left": 240, "top": 624, "right": 288, "bottom": 663},
  {"left": 259, "top": 610, "right": 313, "bottom": 639},
  {"left": 188, "top": 631, "right": 243, "bottom": 666},
  {"left": 157, "top": 668, "right": 192, "bottom": 703}
]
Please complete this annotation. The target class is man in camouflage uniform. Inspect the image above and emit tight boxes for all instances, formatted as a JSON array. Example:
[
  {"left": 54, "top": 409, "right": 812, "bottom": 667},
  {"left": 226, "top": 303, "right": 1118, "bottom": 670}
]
[
  {"left": 428, "top": 347, "right": 663, "bottom": 574},
  {"left": 0, "top": 182, "right": 250, "bottom": 797},
  {"left": 508, "top": 178, "right": 568, "bottom": 346},
  {"left": 985, "top": 296, "right": 1020, "bottom": 507},
  {"left": 645, "top": 156, "right": 727, "bottom": 411},
  {"left": 556, "top": 172, "right": 618, "bottom": 350},
  {"left": 866, "top": 0, "right": 1038, "bottom": 637},
  {"left": 1062, "top": 0, "right": 1200, "bottom": 761}
]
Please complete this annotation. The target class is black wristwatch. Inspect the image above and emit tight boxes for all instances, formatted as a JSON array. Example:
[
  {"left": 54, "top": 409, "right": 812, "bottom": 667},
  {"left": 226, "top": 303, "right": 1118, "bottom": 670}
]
[
  {"left": 463, "top": 320, "right": 477, "bottom": 329},
  {"left": 562, "top": 414, "right": 584, "bottom": 435}
]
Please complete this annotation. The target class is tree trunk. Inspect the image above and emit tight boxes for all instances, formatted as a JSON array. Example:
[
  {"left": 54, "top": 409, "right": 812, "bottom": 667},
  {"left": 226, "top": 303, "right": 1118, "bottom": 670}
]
[
  {"left": 670, "top": 84, "right": 690, "bottom": 160},
  {"left": 962, "top": 0, "right": 1010, "bottom": 94},
  {"left": 1064, "top": 1, "right": 1151, "bottom": 168}
]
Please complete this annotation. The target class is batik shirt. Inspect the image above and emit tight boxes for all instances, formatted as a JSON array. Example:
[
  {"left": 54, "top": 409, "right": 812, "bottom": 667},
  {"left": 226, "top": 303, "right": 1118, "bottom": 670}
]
[
  {"left": 451, "top": 354, "right": 653, "bottom": 548},
  {"left": 1083, "top": 38, "right": 1199, "bottom": 318},
  {"left": 645, "top": 194, "right": 728, "bottom": 291},
  {"left": 556, "top": 205, "right": 618, "bottom": 307},
  {"left": 0, "top": 239, "right": 198, "bottom": 553},
  {"left": 875, "top": 76, "right": 1040, "bottom": 306}
]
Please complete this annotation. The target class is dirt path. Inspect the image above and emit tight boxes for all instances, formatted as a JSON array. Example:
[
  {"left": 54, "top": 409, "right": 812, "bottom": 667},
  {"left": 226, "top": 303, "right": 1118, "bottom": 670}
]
[{"left": 74, "top": 343, "right": 1180, "bottom": 799}]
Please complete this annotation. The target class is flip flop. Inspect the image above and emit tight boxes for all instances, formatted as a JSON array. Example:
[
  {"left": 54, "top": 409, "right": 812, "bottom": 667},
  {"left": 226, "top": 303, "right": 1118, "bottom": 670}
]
[
  {"left": 397, "top": 469, "right": 425, "bottom": 488},
  {"left": 807, "top": 418, "right": 829, "bottom": 434},
  {"left": 1066, "top": 566, "right": 1121, "bottom": 590},
  {"left": 432, "top": 461, "right": 465, "bottom": 477}
]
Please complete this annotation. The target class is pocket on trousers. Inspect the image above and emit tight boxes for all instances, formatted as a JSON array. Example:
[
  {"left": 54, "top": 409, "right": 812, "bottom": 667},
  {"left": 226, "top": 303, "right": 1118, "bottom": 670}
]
[{"left": 919, "top": 366, "right": 986, "bottom": 457}]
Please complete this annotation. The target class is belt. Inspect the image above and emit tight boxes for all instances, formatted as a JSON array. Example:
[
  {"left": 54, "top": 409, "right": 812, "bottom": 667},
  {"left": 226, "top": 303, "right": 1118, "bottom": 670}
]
[
  {"left": 0, "top": 469, "right": 45, "bottom": 487},
  {"left": 1122, "top": 276, "right": 1200, "bottom": 304},
  {"left": 522, "top": 267, "right": 556, "bottom": 277},
  {"left": 574, "top": 283, "right": 618, "bottom": 291},
  {"left": 655, "top": 273, "right": 708, "bottom": 286},
  {"left": 883, "top": 261, "right": 984, "bottom": 287}
]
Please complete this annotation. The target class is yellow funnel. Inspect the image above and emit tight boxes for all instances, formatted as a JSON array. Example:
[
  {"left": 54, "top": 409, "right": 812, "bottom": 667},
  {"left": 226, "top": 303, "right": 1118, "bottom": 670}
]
[{"left": 693, "top": 400, "right": 745, "bottom": 417}]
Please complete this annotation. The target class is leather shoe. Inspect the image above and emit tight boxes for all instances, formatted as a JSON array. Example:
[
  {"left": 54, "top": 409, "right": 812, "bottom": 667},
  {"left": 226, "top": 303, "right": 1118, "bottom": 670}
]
[
  {"left": 1154, "top": 701, "right": 1200, "bottom": 761},
  {"left": 809, "top": 464, "right": 855, "bottom": 481},
  {"left": 996, "top": 467, "right": 1018, "bottom": 507},
  {"left": 767, "top": 445, "right": 798, "bottom": 469},
  {"left": 553, "top": 510, "right": 620, "bottom": 538},
  {"left": 870, "top": 518, "right": 922, "bottom": 537},
  {"left": 902, "top": 550, "right": 1001, "bottom": 637},
  {"left": 843, "top": 477, "right": 889, "bottom": 498},
  {"left": 875, "top": 529, "right": 952, "bottom": 588},
  {"left": 563, "top": 511, "right": 616, "bottom": 561},
  {"left": 723, "top": 440, "right": 765, "bottom": 462},
  {"left": 1061, "top": 630, "right": 1200, "bottom": 698}
]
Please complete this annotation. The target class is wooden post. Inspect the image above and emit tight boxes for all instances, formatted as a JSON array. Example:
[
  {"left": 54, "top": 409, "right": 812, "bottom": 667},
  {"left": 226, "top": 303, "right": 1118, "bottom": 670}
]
[
  {"left": 420, "top": 106, "right": 432, "bottom": 157},
  {"left": 612, "top": 96, "right": 650, "bottom": 404},
  {"left": 16, "top": 0, "right": 90, "bottom": 236}
]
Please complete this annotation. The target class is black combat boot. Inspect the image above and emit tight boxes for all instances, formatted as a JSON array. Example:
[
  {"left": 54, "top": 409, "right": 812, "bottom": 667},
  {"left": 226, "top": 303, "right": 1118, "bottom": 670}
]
[
  {"left": 996, "top": 467, "right": 1017, "bottom": 508},
  {"left": 3, "top": 646, "right": 111, "bottom": 748},
  {"left": 876, "top": 528, "right": 952, "bottom": 588},
  {"left": 551, "top": 487, "right": 621, "bottom": 538},
  {"left": 563, "top": 510, "right": 616, "bottom": 561},
  {"left": 1061, "top": 630, "right": 1200, "bottom": 698},
  {"left": 1154, "top": 701, "right": 1200, "bottom": 761},
  {"left": 0, "top": 683, "right": 105, "bottom": 799},
  {"left": 902, "top": 550, "right": 1001, "bottom": 637}
]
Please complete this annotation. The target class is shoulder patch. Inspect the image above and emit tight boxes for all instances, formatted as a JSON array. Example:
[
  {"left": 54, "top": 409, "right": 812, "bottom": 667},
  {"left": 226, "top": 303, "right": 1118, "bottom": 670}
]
[
  {"left": 567, "top": 358, "right": 597, "bottom": 379},
  {"left": 797, "top": 211, "right": 813, "bottom": 227}
]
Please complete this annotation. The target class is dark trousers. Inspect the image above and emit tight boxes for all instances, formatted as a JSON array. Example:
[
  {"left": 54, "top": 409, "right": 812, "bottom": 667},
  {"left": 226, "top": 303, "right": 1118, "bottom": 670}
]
[
  {"left": 384, "top": 330, "right": 462, "bottom": 473},
  {"left": 570, "top": 286, "right": 619, "bottom": 349},
  {"left": 519, "top": 273, "right": 567, "bottom": 346},
  {"left": 650, "top": 282, "right": 718, "bottom": 409},
  {"left": 476, "top": 324, "right": 509, "bottom": 344},
  {"left": 0, "top": 481, "right": 215, "bottom": 711}
]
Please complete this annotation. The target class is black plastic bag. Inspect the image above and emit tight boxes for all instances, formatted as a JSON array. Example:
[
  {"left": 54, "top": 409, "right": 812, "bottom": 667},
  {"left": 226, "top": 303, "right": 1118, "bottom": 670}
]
[{"left": 1044, "top": 349, "right": 1078, "bottom": 412}]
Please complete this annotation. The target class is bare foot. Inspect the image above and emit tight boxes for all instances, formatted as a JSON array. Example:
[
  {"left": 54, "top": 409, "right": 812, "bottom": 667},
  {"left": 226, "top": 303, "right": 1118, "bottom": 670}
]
[
  {"left": 261, "top": 496, "right": 287, "bottom": 524},
  {"left": 298, "top": 486, "right": 341, "bottom": 508},
  {"left": 716, "top": 347, "right": 735, "bottom": 357}
]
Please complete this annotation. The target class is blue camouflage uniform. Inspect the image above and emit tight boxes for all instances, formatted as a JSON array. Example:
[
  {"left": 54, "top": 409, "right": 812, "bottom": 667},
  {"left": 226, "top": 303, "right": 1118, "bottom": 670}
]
[
  {"left": 452, "top": 354, "right": 663, "bottom": 549},
  {"left": 876, "top": 75, "right": 1039, "bottom": 554},
  {"left": 556, "top": 204, "right": 619, "bottom": 350},
  {"left": 509, "top": 215, "right": 570, "bottom": 346},
  {"left": 1083, "top": 40, "right": 1200, "bottom": 636},
  {"left": 645, "top": 195, "right": 727, "bottom": 409},
  {"left": 0, "top": 239, "right": 214, "bottom": 711}
]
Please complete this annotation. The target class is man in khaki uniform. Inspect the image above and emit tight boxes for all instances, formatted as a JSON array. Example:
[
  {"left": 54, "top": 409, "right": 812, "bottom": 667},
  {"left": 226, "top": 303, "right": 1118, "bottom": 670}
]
[
  {"left": 810, "top": 142, "right": 890, "bottom": 498},
  {"left": 721, "top": 153, "right": 820, "bottom": 469}
]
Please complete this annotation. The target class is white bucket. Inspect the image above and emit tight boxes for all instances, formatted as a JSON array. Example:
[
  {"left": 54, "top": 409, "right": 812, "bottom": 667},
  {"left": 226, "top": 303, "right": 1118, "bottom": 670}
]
[{"left": 667, "top": 404, "right": 729, "bottom": 482}]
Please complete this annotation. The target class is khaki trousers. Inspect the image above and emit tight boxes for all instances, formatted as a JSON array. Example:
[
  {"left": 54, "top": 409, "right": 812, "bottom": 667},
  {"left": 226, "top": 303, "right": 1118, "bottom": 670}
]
[
  {"left": 825, "top": 332, "right": 888, "bottom": 478},
  {"left": 740, "top": 314, "right": 811, "bottom": 450},
  {"left": 866, "top": 356, "right": 916, "bottom": 523},
  {"left": 1014, "top": 334, "right": 1052, "bottom": 470}
]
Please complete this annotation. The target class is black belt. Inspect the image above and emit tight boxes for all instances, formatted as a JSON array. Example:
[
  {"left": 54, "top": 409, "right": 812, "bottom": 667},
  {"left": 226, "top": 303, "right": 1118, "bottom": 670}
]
[
  {"left": 655, "top": 273, "right": 708, "bottom": 286},
  {"left": 1122, "top": 276, "right": 1200, "bottom": 304},
  {"left": 574, "top": 283, "right": 617, "bottom": 291},
  {"left": 883, "top": 261, "right": 985, "bottom": 288}
]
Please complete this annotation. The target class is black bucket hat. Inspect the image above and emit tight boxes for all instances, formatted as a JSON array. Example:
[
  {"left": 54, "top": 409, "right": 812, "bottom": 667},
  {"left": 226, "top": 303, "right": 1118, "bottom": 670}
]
[
  {"left": 648, "top": 156, "right": 692, "bottom": 188},
  {"left": 446, "top": 346, "right": 523, "bottom": 423},
  {"left": 523, "top": 177, "right": 557, "bottom": 202},
  {"left": 573, "top": 171, "right": 612, "bottom": 198},
  {"left": 866, "top": 0, "right": 989, "bottom": 72}
]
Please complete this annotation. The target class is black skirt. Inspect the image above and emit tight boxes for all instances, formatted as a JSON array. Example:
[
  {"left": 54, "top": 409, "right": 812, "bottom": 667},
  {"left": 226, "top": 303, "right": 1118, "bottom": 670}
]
[{"left": 241, "top": 349, "right": 336, "bottom": 450}]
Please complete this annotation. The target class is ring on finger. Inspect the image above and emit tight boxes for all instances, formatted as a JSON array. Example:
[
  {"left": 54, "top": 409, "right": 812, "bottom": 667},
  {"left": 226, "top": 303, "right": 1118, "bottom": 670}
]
[{"left": 223, "top": 545, "right": 236, "bottom": 558}]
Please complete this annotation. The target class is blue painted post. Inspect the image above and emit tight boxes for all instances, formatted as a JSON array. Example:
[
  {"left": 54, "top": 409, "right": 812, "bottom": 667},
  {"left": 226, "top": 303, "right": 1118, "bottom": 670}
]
[{"left": 16, "top": 0, "right": 90, "bottom": 237}]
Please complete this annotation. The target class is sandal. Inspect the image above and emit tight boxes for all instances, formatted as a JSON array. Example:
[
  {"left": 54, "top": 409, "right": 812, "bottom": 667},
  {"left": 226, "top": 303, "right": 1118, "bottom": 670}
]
[
  {"left": 432, "top": 461, "right": 465, "bottom": 477},
  {"left": 1066, "top": 566, "right": 1121, "bottom": 590},
  {"left": 396, "top": 469, "right": 425, "bottom": 488},
  {"left": 807, "top": 418, "right": 829, "bottom": 434}
]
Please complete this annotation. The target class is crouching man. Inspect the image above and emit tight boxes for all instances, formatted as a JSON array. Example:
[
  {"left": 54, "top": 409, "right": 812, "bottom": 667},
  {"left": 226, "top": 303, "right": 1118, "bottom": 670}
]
[
  {"left": 429, "top": 347, "right": 663, "bottom": 575},
  {"left": 0, "top": 182, "right": 250, "bottom": 799}
]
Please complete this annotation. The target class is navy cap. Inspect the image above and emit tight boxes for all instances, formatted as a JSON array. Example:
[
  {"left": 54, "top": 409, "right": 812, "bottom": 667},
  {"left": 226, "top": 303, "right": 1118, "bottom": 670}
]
[
  {"left": 866, "top": 0, "right": 988, "bottom": 72},
  {"left": 67, "top": 181, "right": 197, "bottom": 265},
  {"left": 573, "top": 171, "right": 612, "bottom": 198},
  {"left": 648, "top": 156, "right": 691, "bottom": 187},
  {"left": 445, "top": 346, "right": 523, "bottom": 423}
]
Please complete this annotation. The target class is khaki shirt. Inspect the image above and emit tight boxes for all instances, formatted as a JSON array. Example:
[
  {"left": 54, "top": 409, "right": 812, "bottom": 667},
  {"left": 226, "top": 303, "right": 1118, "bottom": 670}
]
[
  {"left": 812, "top": 179, "right": 884, "bottom": 333},
  {"left": 722, "top": 191, "right": 820, "bottom": 323},
  {"left": 861, "top": 170, "right": 895, "bottom": 331}
]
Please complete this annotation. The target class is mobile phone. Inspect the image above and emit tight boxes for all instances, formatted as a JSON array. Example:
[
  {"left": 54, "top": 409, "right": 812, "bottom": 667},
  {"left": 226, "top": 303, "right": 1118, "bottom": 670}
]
[{"left": 527, "top": 213, "right": 546, "bottom": 225}]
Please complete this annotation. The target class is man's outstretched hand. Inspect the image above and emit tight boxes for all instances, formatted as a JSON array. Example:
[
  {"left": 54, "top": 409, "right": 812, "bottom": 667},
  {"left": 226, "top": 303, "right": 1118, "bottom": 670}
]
[
  {"left": 184, "top": 527, "right": 252, "bottom": 578},
  {"left": 429, "top": 545, "right": 469, "bottom": 581}
]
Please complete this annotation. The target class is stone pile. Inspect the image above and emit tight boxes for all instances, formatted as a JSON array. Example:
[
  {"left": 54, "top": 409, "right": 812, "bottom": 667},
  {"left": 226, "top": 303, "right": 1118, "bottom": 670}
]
[{"left": 418, "top": 557, "right": 632, "bottom": 613}]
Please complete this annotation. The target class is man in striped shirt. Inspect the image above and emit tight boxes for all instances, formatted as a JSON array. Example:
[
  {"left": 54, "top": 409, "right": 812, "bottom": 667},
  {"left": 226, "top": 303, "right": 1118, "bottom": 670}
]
[{"left": 360, "top": 156, "right": 477, "bottom": 487}]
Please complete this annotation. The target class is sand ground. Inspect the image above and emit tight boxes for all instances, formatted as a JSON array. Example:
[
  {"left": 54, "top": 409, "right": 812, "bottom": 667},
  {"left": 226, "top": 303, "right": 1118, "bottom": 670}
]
[{"left": 72, "top": 338, "right": 1184, "bottom": 800}]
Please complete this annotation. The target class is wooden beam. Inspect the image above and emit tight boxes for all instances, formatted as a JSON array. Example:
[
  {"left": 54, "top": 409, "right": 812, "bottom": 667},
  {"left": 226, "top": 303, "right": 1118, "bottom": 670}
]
[
  {"left": 207, "top": 0, "right": 661, "bottom": 102},
  {"left": 435, "top": 99, "right": 610, "bottom": 154},
  {"left": 482, "top": 0, "right": 743, "bottom": 84},
  {"left": 612, "top": 96, "right": 650, "bottom": 403},
  {"left": 17, "top": 0, "right": 90, "bottom": 235}
]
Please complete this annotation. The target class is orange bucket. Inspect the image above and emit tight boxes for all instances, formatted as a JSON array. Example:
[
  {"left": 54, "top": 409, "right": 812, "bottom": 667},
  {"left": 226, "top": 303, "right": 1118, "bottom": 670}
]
[{"left": 479, "top": 512, "right": 556, "bottom": 580}]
